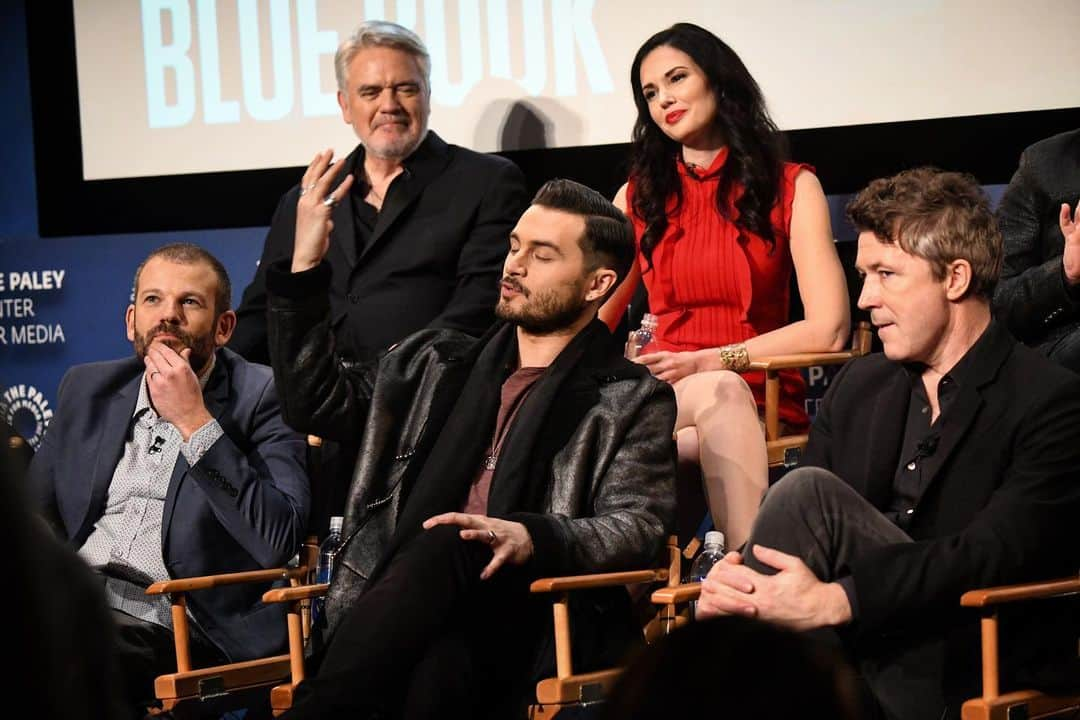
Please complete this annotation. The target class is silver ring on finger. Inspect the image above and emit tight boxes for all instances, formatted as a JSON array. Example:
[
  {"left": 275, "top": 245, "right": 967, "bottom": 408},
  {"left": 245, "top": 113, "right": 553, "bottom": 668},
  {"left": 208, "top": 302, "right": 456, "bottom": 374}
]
[
  {"left": 322, "top": 194, "right": 338, "bottom": 208},
  {"left": 487, "top": 529, "right": 497, "bottom": 545},
  {"left": 299, "top": 183, "right": 316, "bottom": 197}
]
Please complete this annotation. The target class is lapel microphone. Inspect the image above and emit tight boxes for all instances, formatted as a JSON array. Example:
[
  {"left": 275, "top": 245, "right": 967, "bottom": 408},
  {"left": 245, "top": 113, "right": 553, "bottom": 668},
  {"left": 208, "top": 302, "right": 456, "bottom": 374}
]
[
  {"left": 916, "top": 434, "right": 939, "bottom": 458},
  {"left": 148, "top": 436, "right": 166, "bottom": 455}
]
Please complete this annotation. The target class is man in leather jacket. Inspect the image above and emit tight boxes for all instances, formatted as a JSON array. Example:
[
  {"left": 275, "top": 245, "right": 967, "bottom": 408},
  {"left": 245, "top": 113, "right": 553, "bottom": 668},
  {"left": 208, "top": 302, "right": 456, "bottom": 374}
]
[
  {"left": 992, "top": 128, "right": 1080, "bottom": 372},
  {"left": 265, "top": 175, "right": 677, "bottom": 718}
]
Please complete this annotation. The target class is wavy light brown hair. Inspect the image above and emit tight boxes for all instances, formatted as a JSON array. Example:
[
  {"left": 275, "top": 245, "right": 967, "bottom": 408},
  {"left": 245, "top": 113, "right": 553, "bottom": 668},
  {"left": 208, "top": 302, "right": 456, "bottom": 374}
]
[{"left": 846, "top": 167, "right": 1002, "bottom": 299}]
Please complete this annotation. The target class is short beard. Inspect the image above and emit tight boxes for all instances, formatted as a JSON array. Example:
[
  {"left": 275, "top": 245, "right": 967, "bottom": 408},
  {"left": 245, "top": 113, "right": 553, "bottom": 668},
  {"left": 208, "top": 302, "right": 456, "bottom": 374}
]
[
  {"left": 365, "top": 124, "right": 427, "bottom": 162},
  {"left": 134, "top": 322, "right": 216, "bottom": 375},
  {"left": 495, "top": 277, "right": 589, "bottom": 335}
]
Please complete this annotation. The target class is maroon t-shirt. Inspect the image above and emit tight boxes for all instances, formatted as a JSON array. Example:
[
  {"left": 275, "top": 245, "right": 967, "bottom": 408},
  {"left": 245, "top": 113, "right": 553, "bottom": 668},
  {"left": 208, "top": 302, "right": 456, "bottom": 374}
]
[{"left": 462, "top": 366, "right": 546, "bottom": 515}]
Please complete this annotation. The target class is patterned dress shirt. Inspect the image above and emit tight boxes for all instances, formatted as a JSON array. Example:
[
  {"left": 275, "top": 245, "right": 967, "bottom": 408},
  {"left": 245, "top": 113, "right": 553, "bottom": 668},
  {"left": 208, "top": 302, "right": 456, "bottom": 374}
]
[{"left": 78, "top": 356, "right": 222, "bottom": 630}]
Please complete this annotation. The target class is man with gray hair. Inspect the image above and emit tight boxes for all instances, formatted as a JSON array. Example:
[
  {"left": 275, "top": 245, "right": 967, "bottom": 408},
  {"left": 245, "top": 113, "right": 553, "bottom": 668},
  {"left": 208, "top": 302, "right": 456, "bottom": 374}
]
[
  {"left": 230, "top": 20, "right": 528, "bottom": 367},
  {"left": 231, "top": 22, "right": 528, "bottom": 533},
  {"left": 697, "top": 168, "right": 1080, "bottom": 720}
]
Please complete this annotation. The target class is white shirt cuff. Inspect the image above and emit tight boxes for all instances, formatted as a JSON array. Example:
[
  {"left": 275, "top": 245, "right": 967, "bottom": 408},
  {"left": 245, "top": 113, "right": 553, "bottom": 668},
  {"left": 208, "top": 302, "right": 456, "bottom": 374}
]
[{"left": 180, "top": 419, "right": 224, "bottom": 466}]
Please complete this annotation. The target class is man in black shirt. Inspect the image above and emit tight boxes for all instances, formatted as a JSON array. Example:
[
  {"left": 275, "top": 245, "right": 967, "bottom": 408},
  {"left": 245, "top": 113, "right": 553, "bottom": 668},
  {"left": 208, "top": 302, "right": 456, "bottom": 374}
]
[
  {"left": 697, "top": 168, "right": 1080, "bottom": 720},
  {"left": 229, "top": 20, "right": 528, "bottom": 531},
  {"left": 230, "top": 20, "right": 527, "bottom": 365}
]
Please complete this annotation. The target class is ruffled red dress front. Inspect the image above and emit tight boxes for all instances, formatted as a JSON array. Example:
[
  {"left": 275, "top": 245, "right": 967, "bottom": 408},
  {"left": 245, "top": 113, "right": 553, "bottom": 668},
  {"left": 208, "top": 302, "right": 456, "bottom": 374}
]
[{"left": 627, "top": 148, "right": 812, "bottom": 431}]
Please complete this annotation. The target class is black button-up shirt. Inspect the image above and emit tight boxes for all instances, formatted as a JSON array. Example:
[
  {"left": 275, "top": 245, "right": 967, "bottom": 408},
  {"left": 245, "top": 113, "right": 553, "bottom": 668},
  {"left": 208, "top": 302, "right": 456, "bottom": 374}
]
[
  {"left": 345, "top": 137, "right": 428, "bottom": 259},
  {"left": 839, "top": 324, "right": 992, "bottom": 619},
  {"left": 888, "top": 327, "right": 989, "bottom": 530},
  {"left": 348, "top": 152, "right": 384, "bottom": 258}
]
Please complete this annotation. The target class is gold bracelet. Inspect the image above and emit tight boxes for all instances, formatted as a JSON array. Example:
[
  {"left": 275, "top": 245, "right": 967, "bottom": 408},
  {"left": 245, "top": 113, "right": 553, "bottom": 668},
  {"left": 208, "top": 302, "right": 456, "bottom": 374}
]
[{"left": 717, "top": 343, "right": 750, "bottom": 372}]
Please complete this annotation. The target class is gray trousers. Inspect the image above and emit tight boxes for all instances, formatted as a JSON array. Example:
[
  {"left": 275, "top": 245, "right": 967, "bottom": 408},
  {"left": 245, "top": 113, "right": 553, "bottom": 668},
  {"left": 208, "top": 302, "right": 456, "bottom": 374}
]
[{"left": 743, "top": 467, "right": 948, "bottom": 720}]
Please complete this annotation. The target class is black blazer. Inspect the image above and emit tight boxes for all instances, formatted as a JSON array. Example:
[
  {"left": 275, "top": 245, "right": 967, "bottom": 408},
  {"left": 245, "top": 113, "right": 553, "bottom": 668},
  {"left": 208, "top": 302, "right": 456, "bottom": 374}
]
[
  {"left": 801, "top": 321, "right": 1080, "bottom": 692},
  {"left": 993, "top": 128, "right": 1080, "bottom": 362},
  {"left": 230, "top": 131, "right": 529, "bottom": 364}
]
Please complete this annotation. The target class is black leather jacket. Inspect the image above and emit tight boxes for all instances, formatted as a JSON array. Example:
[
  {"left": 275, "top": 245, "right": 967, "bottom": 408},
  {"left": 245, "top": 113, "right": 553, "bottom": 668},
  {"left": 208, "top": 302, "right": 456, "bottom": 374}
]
[
  {"left": 993, "top": 128, "right": 1080, "bottom": 369},
  {"left": 266, "top": 261, "right": 677, "bottom": 634}
]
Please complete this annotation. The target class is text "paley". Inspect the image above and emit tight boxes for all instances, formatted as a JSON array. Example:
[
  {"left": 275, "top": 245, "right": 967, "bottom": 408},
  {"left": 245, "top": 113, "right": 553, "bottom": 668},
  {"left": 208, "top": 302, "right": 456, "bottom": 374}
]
[{"left": 4, "top": 270, "right": 67, "bottom": 291}]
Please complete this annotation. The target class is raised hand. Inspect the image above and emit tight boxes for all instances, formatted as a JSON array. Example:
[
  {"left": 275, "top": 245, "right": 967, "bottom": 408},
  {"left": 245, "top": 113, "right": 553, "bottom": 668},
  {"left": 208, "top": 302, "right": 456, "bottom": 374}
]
[
  {"left": 145, "top": 345, "right": 213, "bottom": 441},
  {"left": 292, "top": 149, "right": 355, "bottom": 273},
  {"left": 1061, "top": 201, "right": 1080, "bottom": 285}
]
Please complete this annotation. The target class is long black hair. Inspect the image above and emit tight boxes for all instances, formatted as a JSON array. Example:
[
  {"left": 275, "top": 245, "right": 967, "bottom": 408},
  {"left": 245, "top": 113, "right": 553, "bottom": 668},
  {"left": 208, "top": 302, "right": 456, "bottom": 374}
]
[{"left": 629, "top": 23, "right": 788, "bottom": 267}]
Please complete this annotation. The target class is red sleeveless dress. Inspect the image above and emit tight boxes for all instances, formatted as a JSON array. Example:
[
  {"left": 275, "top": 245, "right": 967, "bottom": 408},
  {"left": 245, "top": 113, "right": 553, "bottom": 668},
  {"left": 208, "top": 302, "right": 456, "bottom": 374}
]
[{"left": 626, "top": 148, "right": 812, "bottom": 431}]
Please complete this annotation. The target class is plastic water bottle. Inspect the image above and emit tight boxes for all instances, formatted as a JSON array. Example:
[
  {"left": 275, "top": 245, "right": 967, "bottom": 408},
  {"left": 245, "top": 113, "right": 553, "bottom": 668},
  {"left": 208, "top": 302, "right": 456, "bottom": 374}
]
[
  {"left": 312, "top": 516, "right": 344, "bottom": 624},
  {"left": 689, "top": 530, "right": 725, "bottom": 619},
  {"left": 625, "top": 313, "right": 659, "bottom": 359}
]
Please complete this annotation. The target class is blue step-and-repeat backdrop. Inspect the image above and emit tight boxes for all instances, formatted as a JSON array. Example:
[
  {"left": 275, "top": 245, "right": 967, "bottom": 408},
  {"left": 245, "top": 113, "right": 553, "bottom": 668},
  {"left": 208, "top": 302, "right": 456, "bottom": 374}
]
[{"left": 0, "top": 2, "right": 268, "bottom": 450}]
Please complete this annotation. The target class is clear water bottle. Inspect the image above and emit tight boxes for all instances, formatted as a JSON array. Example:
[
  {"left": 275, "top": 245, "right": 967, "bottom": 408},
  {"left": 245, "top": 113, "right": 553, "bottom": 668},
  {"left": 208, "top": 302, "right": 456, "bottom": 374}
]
[
  {"left": 312, "top": 516, "right": 344, "bottom": 623},
  {"left": 689, "top": 530, "right": 725, "bottom": 619},
  {"left": 625, "top": 313, "right": 659, "bottom": 359}
]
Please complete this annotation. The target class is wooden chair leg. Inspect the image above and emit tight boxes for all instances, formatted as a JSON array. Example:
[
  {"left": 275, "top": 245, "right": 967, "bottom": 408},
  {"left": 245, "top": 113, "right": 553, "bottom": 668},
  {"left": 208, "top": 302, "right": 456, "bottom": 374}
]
[
  {"left": 553, "top": 593, "right": 573, "bottom": 680},
  {"left": 269, "top": 596, "right": 310, "bottom": 716},
  {"left": 764, "top": 370, "right": 780, "bottom": 441},
  {"left": 169, "top": 593, "right": 192, "bottom": 672},
  {"left": 979, "top": 611, "right": 1000, "bottom": 702}
]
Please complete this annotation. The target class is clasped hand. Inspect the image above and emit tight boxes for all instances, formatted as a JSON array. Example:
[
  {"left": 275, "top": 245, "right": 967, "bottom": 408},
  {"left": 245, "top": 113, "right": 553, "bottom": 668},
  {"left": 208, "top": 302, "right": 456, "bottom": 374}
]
[
  {"left": 695, "top": 544, "right": 852, "bottom": 631},
  {"left": 422, "top": 512, "right": 534, "bottom": 580}
]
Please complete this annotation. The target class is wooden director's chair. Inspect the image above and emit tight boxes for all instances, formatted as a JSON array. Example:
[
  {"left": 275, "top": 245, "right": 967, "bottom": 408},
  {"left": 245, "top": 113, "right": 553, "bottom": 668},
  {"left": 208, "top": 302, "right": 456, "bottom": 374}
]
[
  {"left": 651, "top": 575, "right": 1080, "bottom": 720},
  {"left": 147, "top": 435, "right": 326, "bottom": 717}
]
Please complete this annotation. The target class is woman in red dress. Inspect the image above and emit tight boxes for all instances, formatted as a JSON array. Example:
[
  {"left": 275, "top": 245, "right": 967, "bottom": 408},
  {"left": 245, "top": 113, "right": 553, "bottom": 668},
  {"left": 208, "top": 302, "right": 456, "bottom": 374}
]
[{"left": 601, "top": 23, "right": 850, "bottom": 549}]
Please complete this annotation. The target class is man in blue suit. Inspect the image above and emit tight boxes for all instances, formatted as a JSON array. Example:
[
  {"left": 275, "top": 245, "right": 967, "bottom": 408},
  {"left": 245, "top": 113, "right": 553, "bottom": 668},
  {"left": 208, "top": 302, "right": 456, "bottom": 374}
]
[{"left": 27, "top": 243, "right": 309, "bottom": 717}]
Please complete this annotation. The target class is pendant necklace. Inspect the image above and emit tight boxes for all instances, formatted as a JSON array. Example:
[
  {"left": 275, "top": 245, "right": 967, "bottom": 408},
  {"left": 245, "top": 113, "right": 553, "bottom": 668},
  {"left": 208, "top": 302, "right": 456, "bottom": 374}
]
[{"left": 483, "top": 383, "right": 537, "bottom": 471}]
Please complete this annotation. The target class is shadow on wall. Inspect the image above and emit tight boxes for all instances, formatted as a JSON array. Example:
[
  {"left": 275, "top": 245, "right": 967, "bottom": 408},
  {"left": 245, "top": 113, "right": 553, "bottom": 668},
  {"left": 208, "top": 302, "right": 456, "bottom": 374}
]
[{"left": 473, "top": 97, "right": 585, "bottom": 152}]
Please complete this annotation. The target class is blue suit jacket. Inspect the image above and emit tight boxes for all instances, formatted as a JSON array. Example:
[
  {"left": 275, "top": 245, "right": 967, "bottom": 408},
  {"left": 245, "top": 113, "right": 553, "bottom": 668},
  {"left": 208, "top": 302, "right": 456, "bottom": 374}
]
[{"left": 28, "top": 347, "right": 309, "bottom": 662}]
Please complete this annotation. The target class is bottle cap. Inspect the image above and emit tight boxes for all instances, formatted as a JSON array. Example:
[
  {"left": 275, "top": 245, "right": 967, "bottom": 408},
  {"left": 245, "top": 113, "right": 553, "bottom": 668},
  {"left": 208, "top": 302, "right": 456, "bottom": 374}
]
[
  {"left": 329, "top": 516, "right": 344, "bottom": 533},
  {"left": 703, "top": 530, "right": 724, "bottom": 549}
]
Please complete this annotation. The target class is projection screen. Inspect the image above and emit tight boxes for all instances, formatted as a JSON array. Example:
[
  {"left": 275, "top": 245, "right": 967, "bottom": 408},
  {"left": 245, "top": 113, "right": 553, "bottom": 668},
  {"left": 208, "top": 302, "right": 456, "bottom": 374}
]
[{"left": 72, "top": 0, "right": 1080, "bottom": 181}]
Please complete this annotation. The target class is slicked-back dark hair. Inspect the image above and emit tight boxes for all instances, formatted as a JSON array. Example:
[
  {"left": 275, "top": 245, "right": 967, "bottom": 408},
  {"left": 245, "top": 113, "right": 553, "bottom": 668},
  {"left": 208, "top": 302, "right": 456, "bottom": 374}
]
[
  {"left": 531, "top": 179, "right": 636, "bottom": 296},
  {"left": 629, "top": 23, "right": 787, "bottom": 268},
  {"left": 133, "top": 243, "right": 232, "bottom": 315}
]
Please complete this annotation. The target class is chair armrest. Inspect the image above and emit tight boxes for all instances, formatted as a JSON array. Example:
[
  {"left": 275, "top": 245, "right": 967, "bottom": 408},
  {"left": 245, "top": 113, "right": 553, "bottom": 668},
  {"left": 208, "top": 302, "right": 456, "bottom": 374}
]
[
  {"left": 750, "top": 350, "right": 857, "bottom": 371},
  {"left": 530, "top": 568, "right": 669, "bottom": 594},
  {"left": 263, "top": 583, "right": 330, "bottom": 604},
  {"left": 146, "top": 566, "right": 309, "bottom": 595},
  {"left": 750, "top": 321, "right": 874, "bottom": 372},
  {"left": 650, "top": 582, "right": 701, "bottom": 605},
  {"left": 961, "top": 576, "right": 1080, "bottom": 608}
]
